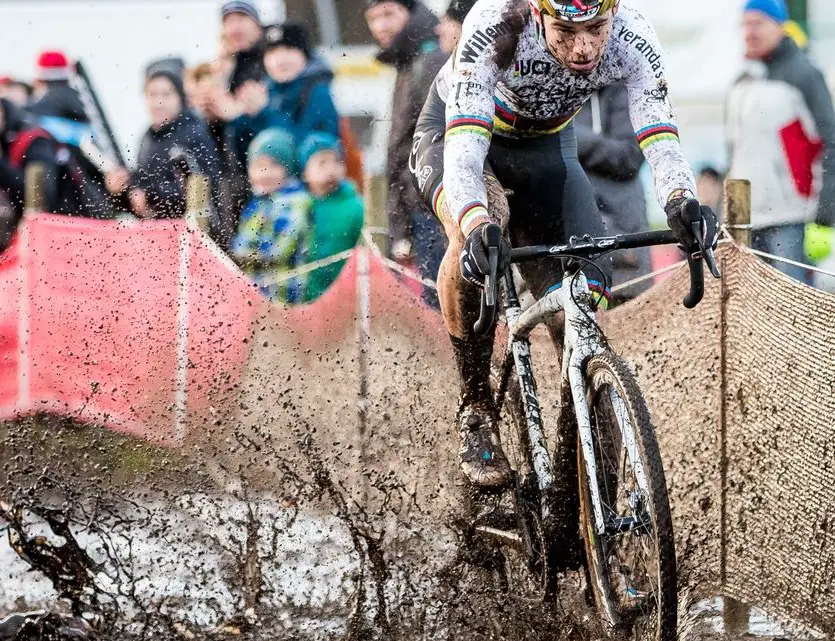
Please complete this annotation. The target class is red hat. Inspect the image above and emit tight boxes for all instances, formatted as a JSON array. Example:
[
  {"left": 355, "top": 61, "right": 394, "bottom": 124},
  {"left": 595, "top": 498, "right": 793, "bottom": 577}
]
[{"left": 36, "top": 50, "right": 71, "bottom": 81}]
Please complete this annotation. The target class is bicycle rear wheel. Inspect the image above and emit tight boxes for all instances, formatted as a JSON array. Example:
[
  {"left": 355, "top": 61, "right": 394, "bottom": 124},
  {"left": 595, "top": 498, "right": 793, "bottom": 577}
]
[{"left": 577, "top": 351, "right": 677, "bottom": 641}]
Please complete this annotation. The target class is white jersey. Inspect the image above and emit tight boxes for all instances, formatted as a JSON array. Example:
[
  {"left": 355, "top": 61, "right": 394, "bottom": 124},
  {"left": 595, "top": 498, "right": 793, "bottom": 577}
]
[{"left": 436, "top": 0, "right": 696, "bottom": 235}]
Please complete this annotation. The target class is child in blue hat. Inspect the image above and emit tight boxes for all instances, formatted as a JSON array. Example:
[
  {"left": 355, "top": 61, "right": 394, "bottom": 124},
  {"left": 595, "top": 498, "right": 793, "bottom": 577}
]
[{"left": 230, "top": 127, "right": 312, "bottom": 304}]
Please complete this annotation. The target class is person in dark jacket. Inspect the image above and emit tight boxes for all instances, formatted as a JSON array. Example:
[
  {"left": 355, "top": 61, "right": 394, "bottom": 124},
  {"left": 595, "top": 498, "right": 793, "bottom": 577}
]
[
  {"left": 226, "top": 21, "right": 339, "bottom": 151},
  {"left": 28, "top": 51, "right": 88, "bottom": 124},
  {"left": 0, "top": 98, "right": 59, "bottom": 216},
  {"left": 196, "top": 0, "right": 265, "bottom": 244},
  {"left": 221, "top": 0, "right": 266, "bottom": 94},
  {"left": 129, "top": 69, "right": 222, "bottom": 221},
  {"left": 0, "top": 97, "right": 108, "bottom": 223},
  {"left": 575, "top": 83, "right": 651, "bottom": 303},
  {"left": 365, "top": 0, "right": 448, "bottom": 307}
]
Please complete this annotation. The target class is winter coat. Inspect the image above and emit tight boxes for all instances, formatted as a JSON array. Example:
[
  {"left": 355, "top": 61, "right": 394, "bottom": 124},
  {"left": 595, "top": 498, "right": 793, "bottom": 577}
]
[
  {"left": 727, "top": 37, "right": 835, "bottom": 229},
  {"left": 302, "top": 179, "right": 364, "bottom": 303},
  {"left": 229, "top": 56, "right": 339, "bottom": 152},
  {"left": 0, "top": 99, "right": 51, "bottom": 212},
  {"left": 230, "top": 178, "right": 312, "bottom": 304},
  {"left": 133, "top": 109, "right": 223, "bottom": 219},
  {"left": 229, "top": 41, "right": 266, "bottom": 94},
  {"left": 575, "top": 84, "right": 651, "bottom": 298},
  {"left": 377, "top": 2, "right": 447, "bottom": 246},
  {"left": 28, "top": 81, "right": 89, "bottom": 123},
  {"left": 0, "top": 98, "right": 106, "bottom": 217}
]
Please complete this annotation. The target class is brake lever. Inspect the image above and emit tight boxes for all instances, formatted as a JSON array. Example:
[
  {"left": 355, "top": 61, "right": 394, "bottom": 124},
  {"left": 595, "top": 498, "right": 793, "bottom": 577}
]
[
  {"left": 485, "top": 246, "right": 498, "bottom": 307},
  {"left": 689, "top": 220, "right": 722, "bottom": 279},
  {"left": 473, "top": 224, "right": 502, "bottom": 335}
]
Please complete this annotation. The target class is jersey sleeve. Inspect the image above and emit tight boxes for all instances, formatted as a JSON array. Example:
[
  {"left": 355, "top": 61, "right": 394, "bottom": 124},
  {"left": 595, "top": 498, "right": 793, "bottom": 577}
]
[
  {"left": 441, "top": 4, "right": 506, "bottom": 236},
  {"left": 618, "top": 12, "right": 697, "bottom": 208}
]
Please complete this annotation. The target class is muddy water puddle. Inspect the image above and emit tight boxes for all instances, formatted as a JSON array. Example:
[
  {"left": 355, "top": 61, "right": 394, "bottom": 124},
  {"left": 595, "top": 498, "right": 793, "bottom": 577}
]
[{"left": 0, "top": 491, "right": 812, "bottom": 640}]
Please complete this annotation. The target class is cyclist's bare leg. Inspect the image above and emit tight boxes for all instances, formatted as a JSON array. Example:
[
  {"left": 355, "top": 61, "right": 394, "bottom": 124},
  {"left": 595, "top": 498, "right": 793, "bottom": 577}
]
[{"left": 437, "top": 174, "right": 512, "bottom": 488}]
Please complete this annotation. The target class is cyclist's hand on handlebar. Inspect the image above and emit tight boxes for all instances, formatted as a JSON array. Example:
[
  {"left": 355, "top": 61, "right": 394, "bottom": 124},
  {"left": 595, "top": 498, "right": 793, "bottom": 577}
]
[
  {"left": 665, "top": 194, "right": 719, "bottom": 256},
  {"left": 460, "top": 223, "right": 511, "bottom": 288}
]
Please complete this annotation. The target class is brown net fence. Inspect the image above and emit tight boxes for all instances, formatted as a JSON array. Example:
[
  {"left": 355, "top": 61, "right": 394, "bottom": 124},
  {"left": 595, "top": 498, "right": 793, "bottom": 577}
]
[{"left": 605, "top": 244, "right": 835, "bottom": 633}]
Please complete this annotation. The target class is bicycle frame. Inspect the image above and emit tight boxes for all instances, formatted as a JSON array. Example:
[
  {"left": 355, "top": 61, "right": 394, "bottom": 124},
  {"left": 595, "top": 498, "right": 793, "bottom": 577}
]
[
  {"left": 497, "top": 267, "right": 629, "bottom": 536},
  {"left": 480, "top": 226, "right": 718, "bottom": 539}
]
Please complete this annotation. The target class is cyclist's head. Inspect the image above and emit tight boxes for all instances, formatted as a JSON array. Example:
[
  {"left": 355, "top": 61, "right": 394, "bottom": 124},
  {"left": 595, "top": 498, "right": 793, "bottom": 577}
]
[{"left": 529, "top": 0, "right": 619, "bottom": 75}]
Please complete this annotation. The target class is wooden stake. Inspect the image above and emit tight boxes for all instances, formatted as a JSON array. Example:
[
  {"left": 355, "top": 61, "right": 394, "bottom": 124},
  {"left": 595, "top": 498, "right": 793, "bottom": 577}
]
[{"left": 723, "top": 179, "right": 752, "bottom": 246}]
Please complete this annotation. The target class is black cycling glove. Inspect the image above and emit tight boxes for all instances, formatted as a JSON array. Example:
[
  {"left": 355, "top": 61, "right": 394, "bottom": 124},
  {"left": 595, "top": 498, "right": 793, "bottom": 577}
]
[
  {"left": 665, "top": 195, "right": 719, "bottom": 254},
  {"left": 459, "top": 223, "right": 510, "bottom": 288}
]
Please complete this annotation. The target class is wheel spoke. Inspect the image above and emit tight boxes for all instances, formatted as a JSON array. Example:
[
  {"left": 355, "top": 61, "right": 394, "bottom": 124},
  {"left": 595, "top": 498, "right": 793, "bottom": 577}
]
[{"left": 596, "top": 383, "right": 661, "bottom": 615}]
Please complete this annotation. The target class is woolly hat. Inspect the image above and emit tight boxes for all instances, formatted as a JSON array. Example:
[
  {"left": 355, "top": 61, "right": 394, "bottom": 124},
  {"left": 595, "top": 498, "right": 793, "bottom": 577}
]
[
  {"left": 36, "top": 50, "right": 72, "bottom": 82},
  {"left": 264, "top": 21, "right": 312, "bottom": 58},
  {"left": 365, "top": 0, "right": 416, "bottom": 11},
  {"left": 145, "top": 58, "right": 187, "bottom": 106},
  {"left": 221, "top": 0, "right": 261, "bottom": 24},
  {"left": 743, "top": 0, "right": 789, "bottom": 24},
  {"left": 249, "top": 127, "right": 297, "bottom": 173},
  {"left": 445, "top": 0, "right": 478, "bottom": 23},
  {"left": 298, "top": 132, "right": 343, "bottom": 170}
]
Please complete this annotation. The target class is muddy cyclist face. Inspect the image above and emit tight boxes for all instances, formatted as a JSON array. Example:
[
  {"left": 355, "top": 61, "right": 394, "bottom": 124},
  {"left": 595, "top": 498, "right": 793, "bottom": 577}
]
[{"left": 542, "top": 13, "right": 614, "bottom": 75}]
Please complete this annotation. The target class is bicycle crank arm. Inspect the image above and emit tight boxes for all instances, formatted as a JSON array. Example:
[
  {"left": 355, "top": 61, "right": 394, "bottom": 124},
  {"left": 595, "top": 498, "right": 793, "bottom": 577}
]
[{"left": 474, "top": 524, "right": 524, "bottom": 547}]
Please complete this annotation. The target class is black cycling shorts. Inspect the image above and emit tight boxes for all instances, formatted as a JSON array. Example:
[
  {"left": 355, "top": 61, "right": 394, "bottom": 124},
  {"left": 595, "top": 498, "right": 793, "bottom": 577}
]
[{"left": 410, "top": 86, "right": 613, "bottom": 302}]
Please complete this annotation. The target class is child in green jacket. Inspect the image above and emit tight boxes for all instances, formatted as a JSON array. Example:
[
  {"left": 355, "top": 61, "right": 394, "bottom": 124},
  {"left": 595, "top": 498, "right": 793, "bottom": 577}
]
[{"left": 298, "top": 132, "right": 364, "bottom": 302}]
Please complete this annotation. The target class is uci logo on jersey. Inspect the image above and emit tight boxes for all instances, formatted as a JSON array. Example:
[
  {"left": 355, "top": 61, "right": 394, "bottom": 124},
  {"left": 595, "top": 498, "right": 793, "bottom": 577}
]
[{"left": 514, "top": 60, "right": 553, "bottom": 77}]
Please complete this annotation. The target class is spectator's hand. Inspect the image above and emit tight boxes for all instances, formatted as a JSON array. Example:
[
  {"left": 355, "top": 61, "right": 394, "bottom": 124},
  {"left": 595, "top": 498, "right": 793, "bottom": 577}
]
[
  {"left": 129, "top": 188, "right": 150, "bottom": 218},
  {"left": 104, "top": 167, "right": 131, "bottom": 195},
  {"left": 391, "top": 239, "right": 413, "bottom": 264},
  {"left": 211, "top": 86, "right": 245, "bottom": 122},
  {"left": 237, "top": 81, "right": 269, "bottom": 117},
  {"left": 192, "top": 85, "right": 215, "bottom": 118}
]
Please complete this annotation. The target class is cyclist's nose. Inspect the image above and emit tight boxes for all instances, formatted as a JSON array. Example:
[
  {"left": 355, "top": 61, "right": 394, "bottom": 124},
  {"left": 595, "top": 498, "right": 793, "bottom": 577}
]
[{"left": 572, "top": 33, "right": 596, "bottom": 59}]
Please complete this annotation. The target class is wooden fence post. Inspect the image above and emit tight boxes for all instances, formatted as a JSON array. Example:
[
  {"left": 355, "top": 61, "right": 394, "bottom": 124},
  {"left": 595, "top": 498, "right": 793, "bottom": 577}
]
[
  {"left": 363, "top": 174, "right": 388, "bottom": 252},
  {"left": 24, "top": 163, "right": 48, "bottom": 214},
  {"left": 720, "top": 178, "right": 751, "bottom": 635},
  {"left": 185, "top": 174, "right": 212, "bottom": 234},
  {"left": 723, "top": 179, "right": 752, "bottom": 246}
]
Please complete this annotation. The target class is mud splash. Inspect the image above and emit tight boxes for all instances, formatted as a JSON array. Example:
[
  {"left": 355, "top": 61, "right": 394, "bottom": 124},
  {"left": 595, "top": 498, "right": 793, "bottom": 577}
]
[{"left": 0, "top": 417, "right": 816, "bottom": 641}]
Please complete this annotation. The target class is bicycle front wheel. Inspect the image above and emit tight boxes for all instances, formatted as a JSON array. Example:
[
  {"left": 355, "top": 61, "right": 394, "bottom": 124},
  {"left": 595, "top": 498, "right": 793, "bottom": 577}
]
[{"left": 577, "top": 352, "right": 677, "bottom": 641}]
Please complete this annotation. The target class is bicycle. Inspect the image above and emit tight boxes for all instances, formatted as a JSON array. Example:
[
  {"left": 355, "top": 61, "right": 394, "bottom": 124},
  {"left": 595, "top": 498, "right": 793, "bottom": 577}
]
[{"left": 467, "top": 218, "right": 721, "bottom": 641}]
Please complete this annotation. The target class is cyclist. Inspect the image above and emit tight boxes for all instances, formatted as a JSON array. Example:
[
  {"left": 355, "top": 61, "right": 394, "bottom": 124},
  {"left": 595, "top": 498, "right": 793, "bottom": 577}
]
[{"left": 410, "top": 0, "right": 718, "bottom": 487}]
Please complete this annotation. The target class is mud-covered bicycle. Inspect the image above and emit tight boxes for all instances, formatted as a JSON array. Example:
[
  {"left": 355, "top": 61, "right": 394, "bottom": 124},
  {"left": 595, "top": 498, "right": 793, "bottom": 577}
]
[{"left": 468, "top": 213, "right": 721, "bottom": 641}]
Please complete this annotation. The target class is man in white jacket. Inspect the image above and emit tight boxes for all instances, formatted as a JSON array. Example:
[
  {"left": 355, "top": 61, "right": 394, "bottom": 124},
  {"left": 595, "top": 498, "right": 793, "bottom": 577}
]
[{"left": 727, "top": 0, "right": 835, "bottom": 283}]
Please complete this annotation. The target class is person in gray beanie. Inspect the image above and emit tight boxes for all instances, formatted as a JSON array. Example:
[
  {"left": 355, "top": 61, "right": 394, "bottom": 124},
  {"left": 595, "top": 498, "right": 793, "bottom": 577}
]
[{"left": 220, "top": 0, "right": 265, "bottom": 92}]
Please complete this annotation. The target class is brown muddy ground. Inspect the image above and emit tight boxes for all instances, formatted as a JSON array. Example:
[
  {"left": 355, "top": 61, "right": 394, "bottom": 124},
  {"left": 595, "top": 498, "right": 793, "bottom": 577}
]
[{"left": 0, "top": 416, "right": 810, "bottom": 641}]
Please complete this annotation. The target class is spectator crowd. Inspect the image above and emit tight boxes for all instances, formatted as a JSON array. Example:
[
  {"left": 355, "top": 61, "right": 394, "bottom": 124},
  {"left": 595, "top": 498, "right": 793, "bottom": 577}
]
[{"left": 0, "top": 0, "right": 833, "bottom": 303}]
